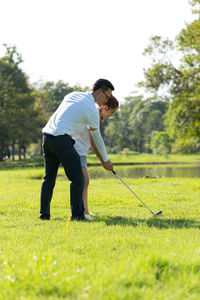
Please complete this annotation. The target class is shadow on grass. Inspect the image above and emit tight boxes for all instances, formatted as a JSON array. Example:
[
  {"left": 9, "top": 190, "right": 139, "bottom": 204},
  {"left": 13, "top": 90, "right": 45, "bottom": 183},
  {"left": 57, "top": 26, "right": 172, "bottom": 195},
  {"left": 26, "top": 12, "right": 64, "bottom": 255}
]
[{"left": 95, "top": 215, "right": 200, "bottom": 229}]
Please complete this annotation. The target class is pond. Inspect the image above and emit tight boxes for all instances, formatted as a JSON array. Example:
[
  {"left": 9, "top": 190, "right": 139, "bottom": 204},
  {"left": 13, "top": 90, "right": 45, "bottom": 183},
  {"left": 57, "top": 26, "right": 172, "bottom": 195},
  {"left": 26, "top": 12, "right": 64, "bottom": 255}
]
[{"left": 88, "top": 165, "right": 200, "bottom": 179}]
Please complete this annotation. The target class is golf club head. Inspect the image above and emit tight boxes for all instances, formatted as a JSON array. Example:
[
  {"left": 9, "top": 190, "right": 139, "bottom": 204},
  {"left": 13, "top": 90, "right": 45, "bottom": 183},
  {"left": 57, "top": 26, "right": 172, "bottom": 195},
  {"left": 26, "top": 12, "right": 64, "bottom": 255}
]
[{"left": 155, "top": 210, "right": 162, "bottom": 216}]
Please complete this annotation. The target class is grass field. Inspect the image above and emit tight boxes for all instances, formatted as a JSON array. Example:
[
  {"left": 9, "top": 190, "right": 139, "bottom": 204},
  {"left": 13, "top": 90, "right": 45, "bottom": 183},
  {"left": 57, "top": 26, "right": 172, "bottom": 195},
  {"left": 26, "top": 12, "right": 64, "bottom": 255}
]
[
  {"left": 0, "top": 153, "right": 200, "bottom": 170},
  {"left": 88, "top": 152, "right": 200, "bottom": 165},
  {"left": 0, "top": 161, "right": 200, "bottom": 299}
]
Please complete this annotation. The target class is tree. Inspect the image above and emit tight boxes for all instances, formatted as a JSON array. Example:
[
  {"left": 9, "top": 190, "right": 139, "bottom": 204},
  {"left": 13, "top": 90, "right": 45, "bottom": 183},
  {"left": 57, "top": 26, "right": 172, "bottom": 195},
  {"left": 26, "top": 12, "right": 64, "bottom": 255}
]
[
  {"left": 103, "top": 94, "right": 167, "bottom": 153},
  {"left": 150, "top": 132, "right": 171, "bottom": 155},
  {"left": 138, "top": 2, "right": 200, "bottom": 152},
  {"left": 128, "top": 97, "right": 167, "bottom": 152},
  {"left": 103, "top": 111, "right": 122, "bottom": 153},
  {"left": 103, "top": 95, "right": 144, "bottom": 152},
  {"left": 38, "top": 80, "right": 89, "bottom": 113},
  {"left": 0, "top": 44, "right": 39, "bottom": 160}
]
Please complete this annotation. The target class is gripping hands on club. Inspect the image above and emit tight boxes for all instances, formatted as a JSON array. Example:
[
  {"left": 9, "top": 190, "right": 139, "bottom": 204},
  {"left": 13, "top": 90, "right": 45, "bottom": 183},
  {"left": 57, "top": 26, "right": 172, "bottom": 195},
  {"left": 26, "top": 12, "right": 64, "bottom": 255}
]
[{"left": 103, "top": 160, "right": 113, "bottom": 171}]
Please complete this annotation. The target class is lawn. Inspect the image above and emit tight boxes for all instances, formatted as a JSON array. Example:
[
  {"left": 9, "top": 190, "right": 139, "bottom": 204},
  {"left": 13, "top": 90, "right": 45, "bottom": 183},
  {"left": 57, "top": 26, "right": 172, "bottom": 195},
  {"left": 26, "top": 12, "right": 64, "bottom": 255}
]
[
  {"left": 0, "top": 152, "right": 200, "bottom": 170},
  {"left": 0, "top": 165, "right": 200, "bottom": 299},
  {"left": 87, "top": 152, "right": 200, "bottom": 165}
]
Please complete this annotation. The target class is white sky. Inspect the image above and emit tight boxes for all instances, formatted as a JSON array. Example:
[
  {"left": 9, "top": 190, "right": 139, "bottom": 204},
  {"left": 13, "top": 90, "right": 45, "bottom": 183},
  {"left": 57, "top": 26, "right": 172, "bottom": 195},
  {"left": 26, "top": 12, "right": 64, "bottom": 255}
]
[{"left": 0, "top": 0, "right": 195, "bottom": 102}]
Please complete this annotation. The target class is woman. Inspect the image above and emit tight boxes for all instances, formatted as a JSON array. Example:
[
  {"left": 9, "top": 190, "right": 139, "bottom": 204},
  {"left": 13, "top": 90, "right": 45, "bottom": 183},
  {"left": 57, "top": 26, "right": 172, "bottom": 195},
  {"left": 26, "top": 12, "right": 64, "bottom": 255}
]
[{"left": 73, "top": 95, "right": 119, "bottom": 220}]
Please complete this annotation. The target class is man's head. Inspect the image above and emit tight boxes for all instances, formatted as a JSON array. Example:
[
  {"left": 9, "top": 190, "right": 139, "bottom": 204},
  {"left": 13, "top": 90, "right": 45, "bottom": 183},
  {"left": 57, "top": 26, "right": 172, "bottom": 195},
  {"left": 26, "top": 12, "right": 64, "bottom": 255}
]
[
  {"left": 92, "top": 79, "right": 115, "bottom": 106},
  {"left": 99, "top": 95, "right": 119, "bottom": 122}
]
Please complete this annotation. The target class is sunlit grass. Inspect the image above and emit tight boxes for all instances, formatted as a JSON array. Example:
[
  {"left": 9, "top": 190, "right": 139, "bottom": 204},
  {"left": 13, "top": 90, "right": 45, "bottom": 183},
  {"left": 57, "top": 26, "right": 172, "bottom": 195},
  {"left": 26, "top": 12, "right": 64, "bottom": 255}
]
[
  {"left": 0, "top": 152, "right": 200, "bottom": 170},
  {"left": 87, "top": 152, "right": 200, "bottom": 164},
  {"left": 0, "top": 167, "right": 200, "bottom": 299}
]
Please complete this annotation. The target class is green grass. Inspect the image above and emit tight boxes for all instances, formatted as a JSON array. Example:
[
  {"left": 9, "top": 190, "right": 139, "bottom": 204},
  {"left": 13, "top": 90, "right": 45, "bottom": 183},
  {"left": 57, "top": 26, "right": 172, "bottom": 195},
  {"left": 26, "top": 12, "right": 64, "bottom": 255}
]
[
  {"left": 0, "top": 152, "right": 200, "bottom": 170},
  {"left": 0, "top": 166, "right": 200, "bottom": 299},
  {"left": 87, "top": 152, "right": 200, "bottom": 165}
]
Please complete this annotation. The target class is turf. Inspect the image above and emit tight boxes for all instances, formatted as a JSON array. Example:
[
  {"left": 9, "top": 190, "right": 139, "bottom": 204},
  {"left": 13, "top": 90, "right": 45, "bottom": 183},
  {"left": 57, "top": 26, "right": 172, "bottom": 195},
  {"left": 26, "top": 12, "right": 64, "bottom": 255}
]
[
  {"left": 0, "top": 167, "right": 200, "bottom": 299},
  {"left": 87, "top": 152, "right": 200, "bottom": 165},
  {"left": 1, "top": 153, "right": 200, "bottom": 170}
]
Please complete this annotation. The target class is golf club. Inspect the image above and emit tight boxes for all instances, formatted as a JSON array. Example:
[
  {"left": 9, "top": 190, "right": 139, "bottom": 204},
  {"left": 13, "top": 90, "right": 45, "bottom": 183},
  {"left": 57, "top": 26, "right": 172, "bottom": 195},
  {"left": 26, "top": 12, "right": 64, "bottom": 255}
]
[{"left": 112, "top": 170, "right": 162, "bottom": 217}]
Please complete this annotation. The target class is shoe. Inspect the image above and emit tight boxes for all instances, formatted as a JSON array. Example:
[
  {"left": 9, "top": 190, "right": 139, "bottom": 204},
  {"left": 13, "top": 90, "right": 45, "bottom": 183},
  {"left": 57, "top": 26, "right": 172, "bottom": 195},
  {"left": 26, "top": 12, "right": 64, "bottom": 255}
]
[
  {"left": 89, "top": 212, "right": 96, "bottom": 217},
  {"left": 71, "top": 216, "right": 85, "bottom": 221},
  {"left": 40, "top": 215, "right": 50, "bottom": 220},
  {"left": 84, "top": 215, "right": 93, "bottom": 222}
]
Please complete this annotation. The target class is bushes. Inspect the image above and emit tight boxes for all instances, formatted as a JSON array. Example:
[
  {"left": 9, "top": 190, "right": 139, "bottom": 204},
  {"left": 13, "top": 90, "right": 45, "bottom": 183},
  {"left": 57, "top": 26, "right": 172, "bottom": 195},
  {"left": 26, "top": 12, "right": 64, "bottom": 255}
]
[
  {"left": 150, "top": 132, "right": 171, "bottom": 155},
  {"left": 172, "top": 137, "right": 200, "bottom": 154}
]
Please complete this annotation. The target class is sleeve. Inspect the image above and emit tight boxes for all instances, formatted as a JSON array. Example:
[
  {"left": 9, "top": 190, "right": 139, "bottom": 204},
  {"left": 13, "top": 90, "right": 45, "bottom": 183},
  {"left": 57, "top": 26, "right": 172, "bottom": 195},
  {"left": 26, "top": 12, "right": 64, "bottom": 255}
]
[
  {"left": 90, "top": 129, "right": 109, "bottom": 162},
  {"left": 87, "top": 109, "right": 100, "bottom": 129}
]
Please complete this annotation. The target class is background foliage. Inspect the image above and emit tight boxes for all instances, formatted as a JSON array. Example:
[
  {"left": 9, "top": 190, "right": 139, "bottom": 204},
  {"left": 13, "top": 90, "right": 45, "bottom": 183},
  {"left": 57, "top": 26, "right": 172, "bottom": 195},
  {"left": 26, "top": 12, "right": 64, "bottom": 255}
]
[{"left": 0, "top": 0, "right": 199, "bottom": 161}]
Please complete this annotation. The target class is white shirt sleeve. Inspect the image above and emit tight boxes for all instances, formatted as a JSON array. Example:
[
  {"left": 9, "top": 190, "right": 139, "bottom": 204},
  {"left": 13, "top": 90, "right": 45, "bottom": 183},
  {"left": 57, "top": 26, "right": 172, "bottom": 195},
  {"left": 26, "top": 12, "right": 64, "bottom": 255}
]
[
  {"left": 90, "top": 129, "right": 109, "bottom": 162},
  {"left": 87, "top": 109, "right": 100, "bottom": 129}
]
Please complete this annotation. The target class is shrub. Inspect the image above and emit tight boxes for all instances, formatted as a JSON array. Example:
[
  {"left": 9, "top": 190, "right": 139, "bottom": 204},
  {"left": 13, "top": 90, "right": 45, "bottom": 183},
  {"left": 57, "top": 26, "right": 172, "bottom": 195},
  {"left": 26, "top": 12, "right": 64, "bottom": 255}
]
[
  {"left": 172, "top": 137, "right": 200, "bottom": 154},
  {"left": 150, "top": 132, "right": 171, "bottom": 155}
]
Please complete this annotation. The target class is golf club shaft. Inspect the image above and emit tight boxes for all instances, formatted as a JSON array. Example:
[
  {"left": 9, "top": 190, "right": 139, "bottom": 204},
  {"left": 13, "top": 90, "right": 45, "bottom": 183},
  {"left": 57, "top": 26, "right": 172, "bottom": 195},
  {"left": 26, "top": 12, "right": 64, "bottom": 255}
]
[{"left": 112, "top": 170, "right": 156, "bottom": 216}]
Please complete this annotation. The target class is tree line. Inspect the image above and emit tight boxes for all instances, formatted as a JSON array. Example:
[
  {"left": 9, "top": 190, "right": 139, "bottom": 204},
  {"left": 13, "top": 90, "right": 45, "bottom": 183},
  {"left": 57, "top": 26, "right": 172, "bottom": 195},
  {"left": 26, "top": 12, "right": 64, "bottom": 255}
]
[{"left": 0, "top": 0, "right": 199, "bottom": 161}]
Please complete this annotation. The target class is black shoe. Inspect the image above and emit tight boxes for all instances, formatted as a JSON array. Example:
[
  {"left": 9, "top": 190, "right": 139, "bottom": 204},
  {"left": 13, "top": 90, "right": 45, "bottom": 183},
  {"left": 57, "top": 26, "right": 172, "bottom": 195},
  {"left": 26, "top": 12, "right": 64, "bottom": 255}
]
[
  {"left": 40, "top": 215, "right": 50, "bottom": 220},
  {"left": 71, "top": 216, "right": 85, "bottom": 221}
]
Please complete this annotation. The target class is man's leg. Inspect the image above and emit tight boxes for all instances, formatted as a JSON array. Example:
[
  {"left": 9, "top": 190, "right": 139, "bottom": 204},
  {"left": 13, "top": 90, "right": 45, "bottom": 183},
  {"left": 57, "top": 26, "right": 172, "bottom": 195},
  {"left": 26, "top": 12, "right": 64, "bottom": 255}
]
[
  {"left": 40, "top": 136, "right": 60, "bottom": 219},
  {"left": 55, "top": 136, "right": 85, "bottom": 220},
  {"left": 59, "top": 150, "right": 84, "bottom": 220},
  {"left": 68, "top": 157, "right": 85, "bottom": 220}
]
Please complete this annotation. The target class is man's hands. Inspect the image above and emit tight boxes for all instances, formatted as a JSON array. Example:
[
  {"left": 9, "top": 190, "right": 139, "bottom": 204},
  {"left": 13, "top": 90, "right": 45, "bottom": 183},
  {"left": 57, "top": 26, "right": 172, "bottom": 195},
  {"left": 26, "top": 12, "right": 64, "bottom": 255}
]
[
  {"left": 89, "top": 130, "right": 113, "bottom": 171},
  {"left": 102, "top": 159, "right": 113, "bottom": 171}
]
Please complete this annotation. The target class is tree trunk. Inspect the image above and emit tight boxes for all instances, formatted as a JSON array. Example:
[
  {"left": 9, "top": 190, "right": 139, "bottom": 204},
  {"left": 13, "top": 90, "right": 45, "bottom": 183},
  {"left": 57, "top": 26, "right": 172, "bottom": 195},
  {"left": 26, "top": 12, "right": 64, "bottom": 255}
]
[
  {"left": 23, "top": 145, "right": 26, "bottom": 159},
  {"left": 12, "top": 142, "right": 15, "bottom": 161},
  {"left": 18, "top": 145, "right": 21, "bottom": 160},
  {"left": 0, "top": 152, "right": 3, "bottom": 161},
  {"left": 0, "top": 142, "right": 4, "bottom": 161}
]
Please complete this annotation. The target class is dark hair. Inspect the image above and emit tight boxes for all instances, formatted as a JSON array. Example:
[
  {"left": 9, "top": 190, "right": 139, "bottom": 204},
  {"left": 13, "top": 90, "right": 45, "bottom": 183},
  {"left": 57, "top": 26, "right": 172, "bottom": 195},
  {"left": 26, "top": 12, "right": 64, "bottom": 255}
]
[
  {"left": 104, "top": 95, "right": 119, "bottom": 109},
  {"left": 92, "top": 78, "right": 115, "bottom": 92}
]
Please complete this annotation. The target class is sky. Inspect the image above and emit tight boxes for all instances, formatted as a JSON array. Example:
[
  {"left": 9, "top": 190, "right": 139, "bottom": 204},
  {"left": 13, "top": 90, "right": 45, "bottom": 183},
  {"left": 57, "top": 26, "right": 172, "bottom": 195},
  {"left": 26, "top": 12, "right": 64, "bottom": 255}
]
[{"left": 0, "top": 0, "right": 195, "bottom": 102}]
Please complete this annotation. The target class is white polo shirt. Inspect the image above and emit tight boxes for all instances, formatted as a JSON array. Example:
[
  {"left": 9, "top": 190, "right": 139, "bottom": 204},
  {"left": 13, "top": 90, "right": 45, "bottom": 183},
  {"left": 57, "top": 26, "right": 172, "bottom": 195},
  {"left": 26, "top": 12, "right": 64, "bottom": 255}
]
[{"left": 42, "top": 92, "right": 99, "bottom": 136}]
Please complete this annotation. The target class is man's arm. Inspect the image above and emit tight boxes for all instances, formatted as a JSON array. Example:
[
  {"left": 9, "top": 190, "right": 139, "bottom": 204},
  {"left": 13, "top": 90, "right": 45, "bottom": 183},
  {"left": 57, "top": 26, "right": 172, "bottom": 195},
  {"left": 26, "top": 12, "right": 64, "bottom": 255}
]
[
  {"left": 89, "top": 128, "right": 113, "bottom": 171},
  {"left": 89, "top": 131, "right": 104, "bottom": 164}
]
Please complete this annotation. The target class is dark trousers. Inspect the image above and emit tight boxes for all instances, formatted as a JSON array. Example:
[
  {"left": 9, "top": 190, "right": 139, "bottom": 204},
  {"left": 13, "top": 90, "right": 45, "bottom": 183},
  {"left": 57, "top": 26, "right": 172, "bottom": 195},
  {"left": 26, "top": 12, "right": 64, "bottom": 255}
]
[{"left": 40, "top": 133, "right": 84, "bottom": 220}]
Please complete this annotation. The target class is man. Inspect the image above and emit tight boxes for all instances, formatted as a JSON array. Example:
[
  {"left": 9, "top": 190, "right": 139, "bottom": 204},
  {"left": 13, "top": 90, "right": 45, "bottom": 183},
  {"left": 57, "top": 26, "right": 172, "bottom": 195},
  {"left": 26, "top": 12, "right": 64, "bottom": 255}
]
[{"left": 40, "top": 79, "right": 114, "bottom": 221}]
